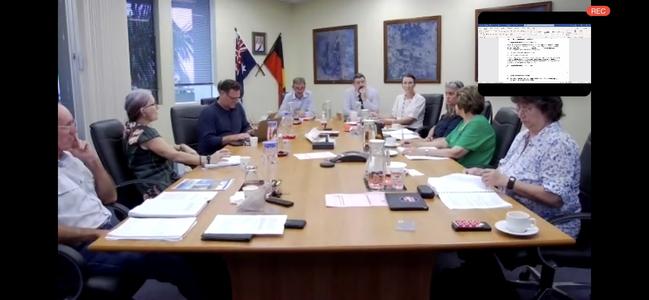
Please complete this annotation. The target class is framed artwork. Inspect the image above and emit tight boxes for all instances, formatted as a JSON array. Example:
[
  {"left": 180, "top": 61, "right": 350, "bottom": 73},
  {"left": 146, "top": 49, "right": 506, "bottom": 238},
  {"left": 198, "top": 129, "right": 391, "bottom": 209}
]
[
  {"left": 252, "top": 31, "right": 266, "bottom": 55},
  {"left": 474, "top": 1, "right": 553, "bottom": 80},
  {"left": 313, "top": 25, "right": 358, "bottom": 84},
  {"left": 384, "top": 16, "right": 441, "bottom": 83}
]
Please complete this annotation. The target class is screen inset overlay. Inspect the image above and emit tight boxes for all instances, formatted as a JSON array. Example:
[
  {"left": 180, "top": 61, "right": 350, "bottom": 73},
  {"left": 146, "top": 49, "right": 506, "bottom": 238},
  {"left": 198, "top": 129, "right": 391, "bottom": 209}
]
[{"left": 478, "top": 12, "right": 591, "bottom": 96}]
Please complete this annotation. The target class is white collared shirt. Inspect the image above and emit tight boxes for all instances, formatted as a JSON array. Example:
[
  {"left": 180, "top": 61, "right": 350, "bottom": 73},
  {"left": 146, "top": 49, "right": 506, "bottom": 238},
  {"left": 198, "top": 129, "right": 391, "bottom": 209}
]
[{"left": 58, "top": 151, "right": 111, "bottom": 229}]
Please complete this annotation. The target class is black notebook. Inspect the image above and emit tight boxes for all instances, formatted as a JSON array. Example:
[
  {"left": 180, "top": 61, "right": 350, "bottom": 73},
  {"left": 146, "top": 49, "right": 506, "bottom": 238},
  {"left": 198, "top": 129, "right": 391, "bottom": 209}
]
[{"left": 385, "top": 192, "right": 429, "bottom": 211}]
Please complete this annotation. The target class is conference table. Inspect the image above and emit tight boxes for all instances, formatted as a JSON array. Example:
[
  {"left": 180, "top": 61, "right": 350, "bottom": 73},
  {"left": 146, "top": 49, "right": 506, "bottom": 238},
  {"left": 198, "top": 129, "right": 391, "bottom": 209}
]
[{"left": 90, "top": 119, "right": 574, "bottom": 300}]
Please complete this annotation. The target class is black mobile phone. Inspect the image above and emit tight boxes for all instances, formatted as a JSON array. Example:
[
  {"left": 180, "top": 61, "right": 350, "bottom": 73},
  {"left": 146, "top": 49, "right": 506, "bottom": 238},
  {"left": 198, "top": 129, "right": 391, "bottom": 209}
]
[
  {"left": 201, "top": 233, "right": 253, "bottom": 242},
  {"left": 266, "top": 197, "right": 294, "bottom": 207},
  {"left": 285, "top": 219, "right": 306, "bottom": 229},
  {"left": 417, "top": 185, "right": 435, "bottom": 199}
]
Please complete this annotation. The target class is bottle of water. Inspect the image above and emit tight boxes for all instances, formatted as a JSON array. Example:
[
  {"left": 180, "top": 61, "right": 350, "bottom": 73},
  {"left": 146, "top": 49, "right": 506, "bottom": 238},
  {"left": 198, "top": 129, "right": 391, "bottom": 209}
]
[
  {"left": 279, "top": 111, "right": 293, "bottom": 139},
  {"left": 262, "top": 140, "right": 278, "bottom": 183}
]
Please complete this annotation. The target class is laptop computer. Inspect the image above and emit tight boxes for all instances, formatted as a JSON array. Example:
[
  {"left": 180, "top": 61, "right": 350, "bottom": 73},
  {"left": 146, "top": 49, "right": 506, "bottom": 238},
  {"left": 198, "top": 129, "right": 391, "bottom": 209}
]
[{"left": 254, "top": 114, "right": 282, "bottom": 142}]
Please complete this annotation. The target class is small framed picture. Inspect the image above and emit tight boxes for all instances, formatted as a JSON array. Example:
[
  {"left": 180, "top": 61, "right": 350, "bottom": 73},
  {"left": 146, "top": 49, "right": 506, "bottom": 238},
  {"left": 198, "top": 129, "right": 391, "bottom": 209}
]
[{"left": 252, "top": 32, "right": 266, "bottom": 55}]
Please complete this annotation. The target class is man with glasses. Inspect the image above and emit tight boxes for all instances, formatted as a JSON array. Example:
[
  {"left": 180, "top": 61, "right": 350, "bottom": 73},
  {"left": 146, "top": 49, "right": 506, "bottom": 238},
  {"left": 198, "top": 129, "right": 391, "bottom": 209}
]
[
  {"left": 197, "top": 79, "right": 254, "bottom": 154},
  {"left": 58, "top": 103, "right": 222, "bottom": 299}
]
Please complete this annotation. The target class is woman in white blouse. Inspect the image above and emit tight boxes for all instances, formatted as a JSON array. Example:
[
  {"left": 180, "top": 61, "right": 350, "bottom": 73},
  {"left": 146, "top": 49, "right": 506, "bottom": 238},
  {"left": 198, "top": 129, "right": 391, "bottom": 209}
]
[{"left": 380, "top": 73, "right": 426, "bottom": 130}]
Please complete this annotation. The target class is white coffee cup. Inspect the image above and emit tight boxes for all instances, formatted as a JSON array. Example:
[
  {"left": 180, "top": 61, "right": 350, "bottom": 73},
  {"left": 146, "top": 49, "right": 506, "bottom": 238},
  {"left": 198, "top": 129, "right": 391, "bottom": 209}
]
[
  {"left": 385, "top": 136, "right": 397, "bottom": 146},
  {"left": 249, "top": 136, "right": 258, "bottom": 147},
  {"left": 505, "top": 211, "right": 536, "bottom": 233}
]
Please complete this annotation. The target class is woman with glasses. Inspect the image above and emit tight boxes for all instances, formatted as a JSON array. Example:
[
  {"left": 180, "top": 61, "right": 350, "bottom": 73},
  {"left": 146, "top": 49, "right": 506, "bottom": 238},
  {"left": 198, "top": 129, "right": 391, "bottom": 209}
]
[
  {"left": 124, "top": 89, "right": 229, "bottom": 199},
  {"left": 424, "top": 80, "right": 464, "bottom": 140},
  {"left": 406, "top": 85, "right": 495, "bottom": 168},
  {"left": 466, "top": 96, "right": 581, "bottom": 238}
]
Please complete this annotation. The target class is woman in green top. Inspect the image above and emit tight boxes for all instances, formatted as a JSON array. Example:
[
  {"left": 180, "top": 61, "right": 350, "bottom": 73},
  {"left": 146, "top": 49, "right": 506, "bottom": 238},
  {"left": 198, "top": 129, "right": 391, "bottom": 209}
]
[
  {"left": 406, "top": 85, "right": 495, "bottom": 168},
  {"left": 124, "top": 89, "right": 230, "bottom": 199}
]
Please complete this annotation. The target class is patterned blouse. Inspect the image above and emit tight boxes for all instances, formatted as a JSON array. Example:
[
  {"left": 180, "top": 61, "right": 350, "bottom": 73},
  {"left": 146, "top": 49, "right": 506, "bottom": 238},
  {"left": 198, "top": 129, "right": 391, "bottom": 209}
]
[
  {"left": 125, "top": 124, "right": 180, "bottom": 199},
  {"left": 498, "top": 122, "right": 581, "bottom": 238}
]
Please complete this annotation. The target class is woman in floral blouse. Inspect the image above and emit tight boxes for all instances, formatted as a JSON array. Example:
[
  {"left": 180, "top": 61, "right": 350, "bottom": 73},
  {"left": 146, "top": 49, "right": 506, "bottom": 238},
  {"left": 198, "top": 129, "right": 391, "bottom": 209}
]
[{"left": 466, "top": 96, "right": 581, "bottom": 238}]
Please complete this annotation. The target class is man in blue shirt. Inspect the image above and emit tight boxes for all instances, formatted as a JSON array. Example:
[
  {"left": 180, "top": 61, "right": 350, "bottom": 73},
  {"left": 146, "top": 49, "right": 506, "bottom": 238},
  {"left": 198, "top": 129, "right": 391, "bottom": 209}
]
[
  {"left": 197, "top": 79, "right": 253, "bottom": 154},
  {"left": 342, "top": 73, "right": 380, "bottom": 118},
  {"left": 278, "top": 77, "right": 314, "bottom": 118}
]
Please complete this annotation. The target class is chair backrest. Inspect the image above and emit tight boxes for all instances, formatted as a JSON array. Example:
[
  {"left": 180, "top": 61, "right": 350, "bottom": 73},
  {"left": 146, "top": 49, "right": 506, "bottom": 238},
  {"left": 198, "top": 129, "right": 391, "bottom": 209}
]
[
  {"left": 90, "top": 119, "right": 142, "bottom": 208},
  {"left": 170, "top": 103, "right": 207, "bottom": 151},
  {"left": 481, "top": 100, "right": 493, "bottom": 122},
  {"left": 490, "top": 107, "right": 522, "bottom": 167},
  {"left": 420, "top": 93, "right": 444, "bottom": 128},
  {"left": 577, "top": 133, "right": 591, "bottom": 246},
  {"left": 200, "top": 97, "right": 217, "bottom": 105}
]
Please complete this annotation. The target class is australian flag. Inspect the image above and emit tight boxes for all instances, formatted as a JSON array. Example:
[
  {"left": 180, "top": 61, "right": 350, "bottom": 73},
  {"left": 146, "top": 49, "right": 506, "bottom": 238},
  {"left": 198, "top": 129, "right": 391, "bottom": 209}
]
[{"left": 235, "top": 32, "right": 257, "bottom": 97}]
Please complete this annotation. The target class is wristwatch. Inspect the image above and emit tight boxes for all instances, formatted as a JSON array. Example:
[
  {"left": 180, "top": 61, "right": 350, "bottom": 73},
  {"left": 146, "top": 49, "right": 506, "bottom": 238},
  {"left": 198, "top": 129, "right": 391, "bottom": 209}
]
[{"left": 506, "top": 176, "right": 517, "bottom": 190}]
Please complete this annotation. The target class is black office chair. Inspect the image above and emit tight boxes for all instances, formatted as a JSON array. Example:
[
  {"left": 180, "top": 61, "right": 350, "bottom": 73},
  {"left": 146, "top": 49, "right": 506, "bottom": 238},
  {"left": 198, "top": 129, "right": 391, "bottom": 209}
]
[
  {"left": 416, "top": 93, "right": 444, "bottom": 138},
  {"left": 508, "top": 133, "right": 592, "bottom": 300},
  {"left": 489, "top": 107, "right": 522, "bottom": 168},
  {"left": 481, "top": 100, "right": 493, "bottom": 123},
  {"left": 170, "top": 103, "right": 207, "bottom": 151},
  {"left": 200, "top": 97, "right": 217, "bottom": 105},
  {"left": 90, "top": 119, "right": 164, "bottom": 208},
  {"left": 58, "top": 203, "right": 144, "bottom": 300}
]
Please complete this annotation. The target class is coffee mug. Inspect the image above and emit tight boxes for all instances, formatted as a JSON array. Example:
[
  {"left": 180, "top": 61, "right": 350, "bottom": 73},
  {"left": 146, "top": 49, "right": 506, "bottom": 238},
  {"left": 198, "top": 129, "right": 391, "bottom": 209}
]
[{"left": 505, "top": 211, "right": 536, "bottom": 233}]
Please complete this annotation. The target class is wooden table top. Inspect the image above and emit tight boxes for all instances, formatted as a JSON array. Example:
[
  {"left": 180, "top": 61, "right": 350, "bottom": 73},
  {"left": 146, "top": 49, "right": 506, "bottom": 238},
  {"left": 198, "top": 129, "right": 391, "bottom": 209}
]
[{"left": 90, "top": 119, "right": 574, "bottom": 253}]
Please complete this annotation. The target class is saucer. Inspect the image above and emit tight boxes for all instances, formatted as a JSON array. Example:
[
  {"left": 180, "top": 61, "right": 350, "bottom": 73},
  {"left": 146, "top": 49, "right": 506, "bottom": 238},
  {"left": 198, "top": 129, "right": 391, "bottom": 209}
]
[
  {"left": 495, "top": 220, "right": 539, "bottom": 237},
  {"left": 385, "top": 143, "right": 399, "bottom": 148},
  {"left": 388, "top": 149, "right": 398, "bottom": 157}
]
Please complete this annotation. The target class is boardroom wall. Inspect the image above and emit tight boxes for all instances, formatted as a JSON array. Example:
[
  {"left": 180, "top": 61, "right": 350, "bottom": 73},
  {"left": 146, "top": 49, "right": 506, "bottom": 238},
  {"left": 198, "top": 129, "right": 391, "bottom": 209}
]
[{"left": 67, "top": 0, "right": 591, "bottom": 148}]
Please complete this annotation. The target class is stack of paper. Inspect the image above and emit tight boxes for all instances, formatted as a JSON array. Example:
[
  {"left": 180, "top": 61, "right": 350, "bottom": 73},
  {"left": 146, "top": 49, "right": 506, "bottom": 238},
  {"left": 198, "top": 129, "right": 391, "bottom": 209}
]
[
  {"left": 205, "top": 156, "right": 242, "bottom": 168},
  {"left": 128, "top": 191, "right": 217, "bottom": 218},
  {"left": 204, "top": 215, "right": 288, "bottom": 235},
  {"left": 427, "top": 173, "right": 512, "bottom": 209},
  {"left": 325, "top": 192, "right": 387, "bottom": 207},
  {"left": 107, "top": 217, "right": 197, "bottom": 241},
  {"left": 383, "top": 128, "right": 419, "bottom": 140},
  {"left": 294, "top": 152, "right": 337, "bottom": 160},
  {"left": 173, "top": 178, "right": 233, "bottom": 191}
]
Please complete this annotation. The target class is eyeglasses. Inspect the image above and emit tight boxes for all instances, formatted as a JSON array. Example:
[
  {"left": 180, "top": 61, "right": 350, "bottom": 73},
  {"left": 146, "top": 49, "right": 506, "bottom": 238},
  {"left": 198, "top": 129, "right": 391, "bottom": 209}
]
[
  {"left": 144, "top": 102, "right": 158, "bottom": 109},
  {"left": 58, "top": 120, "right": 77, "bottom": 132},
  {"left": 516, "top": 105, "right": 534, "bottom": 114}
]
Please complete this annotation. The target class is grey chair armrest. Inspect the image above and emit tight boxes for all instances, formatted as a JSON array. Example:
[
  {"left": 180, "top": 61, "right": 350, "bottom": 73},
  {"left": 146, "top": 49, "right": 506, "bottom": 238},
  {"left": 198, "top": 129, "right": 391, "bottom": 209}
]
[
  {"left": 58, "top": 244, "right": 85, "bottom": 300},
  {"left": 115, "top": 178, "right": 166, "bottom": 190},
  {"left": 537, "top": 212, "right": 592, "bottom": 267},
  {"left": 105, "top": 202, "right": 130, "bottom": 221}
]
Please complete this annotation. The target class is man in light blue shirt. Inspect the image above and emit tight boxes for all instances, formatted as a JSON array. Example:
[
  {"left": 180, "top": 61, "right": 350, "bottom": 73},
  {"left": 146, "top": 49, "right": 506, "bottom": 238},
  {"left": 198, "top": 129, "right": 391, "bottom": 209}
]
[
  {"left": 279, "top": 77, "right": 314, "bottom": 118},
  {"left": 343, "top": 73, "right": 380, "bottom": 118}
]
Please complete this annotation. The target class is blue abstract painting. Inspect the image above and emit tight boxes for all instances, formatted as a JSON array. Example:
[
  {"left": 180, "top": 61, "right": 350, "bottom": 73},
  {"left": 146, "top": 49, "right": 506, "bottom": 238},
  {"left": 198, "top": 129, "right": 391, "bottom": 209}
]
[
  {"left": 313, "top": 25, "right": 357, "bottom": 83},
  {"left": 384, "top": 16, "right": 441, "bottom": 83}
]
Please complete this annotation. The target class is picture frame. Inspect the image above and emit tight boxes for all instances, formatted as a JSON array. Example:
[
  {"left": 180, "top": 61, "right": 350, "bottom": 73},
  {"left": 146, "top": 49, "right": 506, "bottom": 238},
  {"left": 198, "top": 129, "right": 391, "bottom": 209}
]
[
  {"left": 313, "top": 25, "right": 358, "bottom": 84},
  {"left": 384, "top": 16, "right": 441, "bottom": 83},
  {"left": 474, "top": 1, "right": 553, "bottom": 81},
  {"left": 252, "top": 31, "right": 266, "bottom": 55}
]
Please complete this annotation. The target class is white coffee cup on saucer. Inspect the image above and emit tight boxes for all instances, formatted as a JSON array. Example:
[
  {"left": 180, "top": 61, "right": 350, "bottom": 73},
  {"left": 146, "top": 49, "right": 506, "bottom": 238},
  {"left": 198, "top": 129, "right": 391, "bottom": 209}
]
[{"left": 505, "top": 211, "right": 536, "bottom": 233}]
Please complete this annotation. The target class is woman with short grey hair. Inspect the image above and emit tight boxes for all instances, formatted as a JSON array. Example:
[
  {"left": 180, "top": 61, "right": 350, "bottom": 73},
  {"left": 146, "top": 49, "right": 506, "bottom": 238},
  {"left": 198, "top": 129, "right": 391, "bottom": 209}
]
[{"left": 425, "top": 80, "right": 465, "bottom": 140}]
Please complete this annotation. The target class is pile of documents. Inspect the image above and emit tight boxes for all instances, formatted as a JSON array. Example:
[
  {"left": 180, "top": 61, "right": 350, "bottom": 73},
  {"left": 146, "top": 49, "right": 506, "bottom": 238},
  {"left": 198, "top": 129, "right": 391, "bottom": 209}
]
[
  {"left": 427, "top": 173, "right": 512, "bottom": 209},
  {"left": 128, "top": 191, "right": 217, "bottom": 218},
  {"left": 106, "top": 217, "right": 197, "bottom": 241}
]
